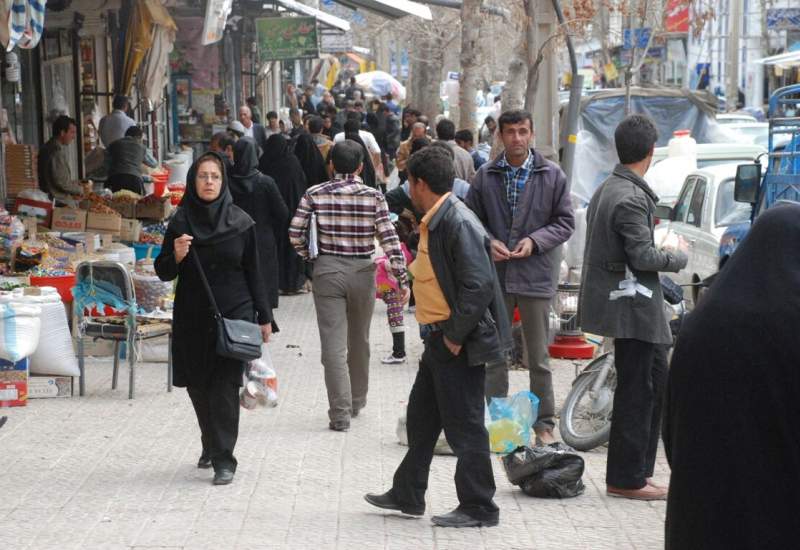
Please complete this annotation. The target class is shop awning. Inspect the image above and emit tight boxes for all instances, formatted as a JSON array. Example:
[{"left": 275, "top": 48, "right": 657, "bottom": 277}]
[
  {"left": 333, "top": 0, "right": 432, "bottom": 21},
  {"left": 278, "top": 0, "right": 351, "bottom": 32},
  {"left": 755, "top": 50, "right": 800, "bottom": 68}
]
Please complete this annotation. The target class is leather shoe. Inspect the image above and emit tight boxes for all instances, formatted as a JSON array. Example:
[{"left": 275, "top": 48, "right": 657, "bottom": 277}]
[
  {"left": 607, "top": 484, "right": 667, "bottom": 501},
  {"left": 431, "top": 509, "right": 498, "bottom": 528},
  {"left": 329, "top": 420, "right": 350, "bottom": 432},
  {"left": 213, "top": 469, "right": 235, "bottom": 485},
  {"left": 364, "top": 490, "right": 424, "bottom": 516},
  {"left": 197, "top": 454, "right": 212, "bottom": 469}
]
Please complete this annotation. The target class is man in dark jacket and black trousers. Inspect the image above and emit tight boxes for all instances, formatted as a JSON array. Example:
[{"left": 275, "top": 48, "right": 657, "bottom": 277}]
[
  {"left": 580, "top": 114, "right": 688, "bottom": 501},
  {"left": 365, "top": 146, "right": 511, "bottom": 528}
]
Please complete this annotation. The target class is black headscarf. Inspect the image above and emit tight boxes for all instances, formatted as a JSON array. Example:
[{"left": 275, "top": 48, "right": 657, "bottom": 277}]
[
  {"left": 259, "top": 134, "right": 308, "bottom": 212},
  {"left": 229, "top": 137, "right": 260, "bottom": 194},
  {"left": 170, "top": 151, "right": 254, "bottom": 246},
  {"left": 344, "top": 133, "right": 376, "bottom": 189},
  {"left": 664, "top": 202, "right": 800, "bottom": 549},
  {"left": 293, "top": 133, "right": 328, "bottom": 188}
]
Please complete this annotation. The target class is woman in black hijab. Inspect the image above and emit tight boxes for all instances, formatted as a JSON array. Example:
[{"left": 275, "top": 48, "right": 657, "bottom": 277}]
[
  {"left": 259, "top": 134, "right": 309, "bottom": 294},
  {"left": 229, "top": 137, "right": 289, "bottom": 308},
  {"left": 343, "top": 130, "right": 377, "bottom": 189},
  {"left": 292, "top": 132, "right": 328, "bottom": 188},
  {"left": 664, "top": 202, "right": 800, "bottom": 549},
  {"left": 155, "top": 151, "right": 273, "bottom": 486}
]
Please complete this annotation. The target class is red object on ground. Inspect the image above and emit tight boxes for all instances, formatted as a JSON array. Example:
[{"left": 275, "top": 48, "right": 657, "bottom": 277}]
[
  {"left": 29, "top": 274, "right": 76, "bottom": 304},
  {"left": 513, "top": 306, "right": 521, "bottom": 324},
  {"left": 549, "top": 335, "right": 595, "bottom": 359}
]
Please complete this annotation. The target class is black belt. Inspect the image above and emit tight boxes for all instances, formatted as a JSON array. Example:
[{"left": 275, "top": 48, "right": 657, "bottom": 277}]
[{"left": 319, "top": 252, "right": 373, "bottom": 260}]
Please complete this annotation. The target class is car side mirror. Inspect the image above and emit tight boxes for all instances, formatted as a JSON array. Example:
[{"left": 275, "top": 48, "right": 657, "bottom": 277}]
[
  {"left": 655, "top": 204, "right": 673, "bottom": 221},
  {"left": 734, "top": 163, "right": 761, "bottom": 204}
]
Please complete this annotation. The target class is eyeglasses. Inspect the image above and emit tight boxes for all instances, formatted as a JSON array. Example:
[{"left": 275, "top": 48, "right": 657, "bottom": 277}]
[{"left": 197, "top": 173, "right": 222, "bottom": 182}]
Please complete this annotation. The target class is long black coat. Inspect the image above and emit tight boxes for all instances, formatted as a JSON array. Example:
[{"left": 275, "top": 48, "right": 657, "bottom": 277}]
[
  {"left": 664, "top": 203, "right": 800, "bottom": 549},
  {"left": 155, "top": 226, "right": 272, "bottom": 388},
  {"left": 229, "top": 173, "right": 288, "bottom": 308}
]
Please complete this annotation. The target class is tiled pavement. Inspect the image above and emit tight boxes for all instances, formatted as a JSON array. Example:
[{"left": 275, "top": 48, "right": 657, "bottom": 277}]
[{"left": 0, "top": 292, "right": 668, "bottom": 549}]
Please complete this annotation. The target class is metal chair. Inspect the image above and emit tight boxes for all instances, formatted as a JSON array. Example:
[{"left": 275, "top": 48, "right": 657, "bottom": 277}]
[{"left": 73, "top": 260, "right": 172, "bottom": 399}]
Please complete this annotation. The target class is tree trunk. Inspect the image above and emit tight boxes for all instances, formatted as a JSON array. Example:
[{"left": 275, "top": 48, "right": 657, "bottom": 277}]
[
  {"left": 523, "top": 0, "right": 539, "bottom": 111},
  {"left": 501, "top": 3, "right": 528, "bottom": 112},
  {"left": 458, "top": 0, "right": 483, "bottom": 130},
  {"left": 409, "top": 34, "right": 445, "bottom": 122}
]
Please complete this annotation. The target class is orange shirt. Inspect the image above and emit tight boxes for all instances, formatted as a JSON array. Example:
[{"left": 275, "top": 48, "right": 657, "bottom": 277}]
[{"left": 410, "top": 193, "right": 452, "bottom": 324}]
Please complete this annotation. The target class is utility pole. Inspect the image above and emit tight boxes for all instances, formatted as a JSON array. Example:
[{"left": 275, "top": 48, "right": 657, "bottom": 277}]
[{"left": 726, "top": 0, "right": 743, "bottom": 110}]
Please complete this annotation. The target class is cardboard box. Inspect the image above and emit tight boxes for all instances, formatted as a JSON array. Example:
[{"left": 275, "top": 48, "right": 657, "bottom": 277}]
[
  {"left": 28, "top": 375, "right": 73, "bottom": 399},
  {"left": 0, "top": 382, "right": 26, "bottom": 407},
  {"left": 14, "top": 198, "right": 54, "bottom": 226},
  {"left": 109, "top": 200, "right": 136, "bottom": 219},
  {"left": 51, "top": 207, "right": 87, "bottom": 232},
  {"left": 119, "top": 218, "right": 142, "bottom": 242},
  {"left": 87, "top": 211, "right": 122, "bottom": 234},
  {"left": 0, "top": 358, "right": 28, "bottom": 408},
  {"left": 136, "top": 197, "right": 172, "bottom": 220}
]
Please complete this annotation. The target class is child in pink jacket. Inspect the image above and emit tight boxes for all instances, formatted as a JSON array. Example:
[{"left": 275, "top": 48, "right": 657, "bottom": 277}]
[{"left": 375, "top": 241, "right": 414, "bottom": 364}]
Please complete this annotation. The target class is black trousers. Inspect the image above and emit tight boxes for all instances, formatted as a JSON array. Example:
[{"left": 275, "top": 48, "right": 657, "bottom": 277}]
[
  {"left": 187, "top": 376, "right": 240, "bottom": 473},
  {"left": 607, "top": 338, "right": 668, "bottom": 489},
  {"left": 106, "top": 173, "right": 144, "bottom": 195},
  {"left": 392, "top": 332, "right": 499, "bottom": 521}
]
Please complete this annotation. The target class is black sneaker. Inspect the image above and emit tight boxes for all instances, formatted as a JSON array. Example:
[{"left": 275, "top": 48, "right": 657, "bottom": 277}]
[
  {"left": 431, "top": 509, "right": 498, "bottom": 528},
  {"left": 213, "top": 469, "right": 235, "bottom": 485},
  {"left": 329, "top": 420, "right": 350, "bottom": 432},
  {"left": 197, "top": 454, "right": 212, "bottom": 469},
  {"left": 364, "top": 490, "right": 424, "bottom": 516}
]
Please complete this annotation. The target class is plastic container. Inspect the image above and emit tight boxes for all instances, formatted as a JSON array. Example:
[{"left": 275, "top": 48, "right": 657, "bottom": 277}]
[
  {"left": 29, "top": 274, "right": 76, "bottom": 304},
  {"left": 133, "top": 243, "right": 162, "bottom": 261},
  {"left": 667, "top": 129, "right": 697, "bottom": 159}
]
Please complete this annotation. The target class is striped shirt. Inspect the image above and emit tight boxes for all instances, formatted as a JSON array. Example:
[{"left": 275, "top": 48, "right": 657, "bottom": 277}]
[{"left": 289, "top": 174, "right": 408, "bottom": 287}]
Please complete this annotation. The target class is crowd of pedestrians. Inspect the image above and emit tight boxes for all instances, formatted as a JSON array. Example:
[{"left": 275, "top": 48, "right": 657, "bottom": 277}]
[{"left": 147, "top": 74, "right": 784, "bottom": 541}]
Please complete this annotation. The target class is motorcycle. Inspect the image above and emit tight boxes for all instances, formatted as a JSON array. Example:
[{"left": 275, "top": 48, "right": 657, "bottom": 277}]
[{"left": 558, "top": 276, "right": 696, "bottom": 452}]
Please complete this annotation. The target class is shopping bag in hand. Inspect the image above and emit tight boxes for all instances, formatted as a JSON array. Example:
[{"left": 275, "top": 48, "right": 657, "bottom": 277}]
[{"left": 240, "top": 344, "right": 278, "bottom": 409}]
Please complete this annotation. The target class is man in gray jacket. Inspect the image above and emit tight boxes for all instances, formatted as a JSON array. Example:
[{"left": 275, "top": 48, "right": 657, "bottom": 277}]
[
  {"left": 466, "top": 109, "right": 574, "bottom": 445},
  {"left": 580, "top": 114, "right": 687, "bottom": 501}
]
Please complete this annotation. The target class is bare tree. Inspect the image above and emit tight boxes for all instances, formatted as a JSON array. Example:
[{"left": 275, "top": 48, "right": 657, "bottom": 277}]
[{"left": 458, "top": 0, "right": 484, "bottom": 130}]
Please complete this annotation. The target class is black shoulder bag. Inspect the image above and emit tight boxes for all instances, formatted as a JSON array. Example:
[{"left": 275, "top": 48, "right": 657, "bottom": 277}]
[{"left": 190, "top": 248, "right": 263, "bottom": 362}]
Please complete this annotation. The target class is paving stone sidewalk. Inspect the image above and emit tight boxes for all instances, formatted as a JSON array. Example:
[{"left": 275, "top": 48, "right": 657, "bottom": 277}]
[{"left": 0, "top": 292, "right": 668, "bottom": 550}]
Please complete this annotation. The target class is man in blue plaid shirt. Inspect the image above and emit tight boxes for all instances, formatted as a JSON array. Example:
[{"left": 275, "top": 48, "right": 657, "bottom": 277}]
[{"left": 466, "top": 110, "right": 575, "bottom": 446}]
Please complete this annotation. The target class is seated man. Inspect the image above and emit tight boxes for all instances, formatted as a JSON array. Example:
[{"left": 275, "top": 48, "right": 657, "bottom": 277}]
[
  {"left": 106, "top": 126, "right": 158, "bottom": 195},
  {"left": 37, "top": 115, "right": 87, "bottom": 204}
]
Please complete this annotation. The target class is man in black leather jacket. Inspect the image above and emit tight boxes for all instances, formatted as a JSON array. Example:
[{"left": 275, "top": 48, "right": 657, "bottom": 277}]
[{"left": 365, "top": 146, "right": 511, "bottom": 528}]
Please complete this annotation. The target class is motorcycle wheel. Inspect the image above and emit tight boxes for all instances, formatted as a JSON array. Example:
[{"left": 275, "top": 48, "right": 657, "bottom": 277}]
[{"left": 559, "top": 354, "right": 616, "bottom": 451}]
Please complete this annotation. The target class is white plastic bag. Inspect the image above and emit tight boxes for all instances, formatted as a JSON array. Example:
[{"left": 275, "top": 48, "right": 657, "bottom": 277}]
[
  {"left": 4, "top": 287, "right": 79, "bottom": 376},
  {"left": 245, "top": 344, "right": 277, "bottom": 407},
  {"left": 0, "top": 302, "right": 41, "bottom": 361}
]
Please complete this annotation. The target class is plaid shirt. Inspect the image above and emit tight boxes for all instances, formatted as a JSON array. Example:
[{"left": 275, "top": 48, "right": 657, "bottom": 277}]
[
  {"left": 499, "top": 152, "right": 534, "bottom": 217},
  {"left": 289, "top": 174, "right": 407, "bottom": 287}
]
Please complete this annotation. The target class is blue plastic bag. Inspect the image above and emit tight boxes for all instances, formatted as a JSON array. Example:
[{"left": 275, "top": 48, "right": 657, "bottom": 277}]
[{"left": 487, "top": 391, "right": 540, "bottom": 454}]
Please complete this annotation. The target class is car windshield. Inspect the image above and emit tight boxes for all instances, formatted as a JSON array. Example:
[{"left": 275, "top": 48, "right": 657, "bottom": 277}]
[
  {"left": 715, "top": 179, "right": 752, "bottom": 226},
  {"left": 698, "top": 158, "right": 756, "bottom": 168}
]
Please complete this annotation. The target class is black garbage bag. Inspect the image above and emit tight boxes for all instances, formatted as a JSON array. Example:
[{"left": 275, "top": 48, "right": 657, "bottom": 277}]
[{"left": 502, "top": 443, "right": 585, "bottom": 498}]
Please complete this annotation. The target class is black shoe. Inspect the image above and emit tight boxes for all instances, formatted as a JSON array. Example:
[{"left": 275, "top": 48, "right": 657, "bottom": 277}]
[
  {"left": 431, "top": 509, "right": 499, "bottom": 528},
  {"left": 364, "top": 490, "right": 424, "bottom": 516},
  {"left": 0, "top": 416, "right": 6, "bottom": 430},
  {"left": 329, "top": 420, "right": 350, "bottom": 432},
  {"left": 197, "top": 454, "right": 212, "bottom": 469},
  {"left": 213, "top": 469, "right": 235, "bottom": 485}
]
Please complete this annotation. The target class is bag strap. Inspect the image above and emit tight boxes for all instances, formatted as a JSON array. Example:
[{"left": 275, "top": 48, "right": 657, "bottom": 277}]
[{"left": 190, "top": 247, "right": 221, "bottom": 319}]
